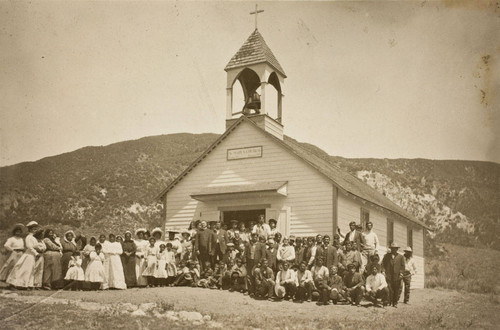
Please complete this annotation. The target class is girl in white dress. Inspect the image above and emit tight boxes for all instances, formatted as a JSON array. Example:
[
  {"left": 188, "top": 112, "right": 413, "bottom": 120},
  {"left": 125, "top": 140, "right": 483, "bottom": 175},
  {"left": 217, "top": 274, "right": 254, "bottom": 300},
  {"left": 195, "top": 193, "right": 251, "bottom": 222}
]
[
  {"left": 64, "top": 255, "right": 84, "bottom": 290},
  {"left": 102, "top": 234, "right": 126, "bottom": 290},
  {"left": 141, "top": 237, "right": 157, "bottom": 287},
  {"left": 154, "top": 244, "right": 168, "bottom": 286},
  {"left": 6, "top": 222, "right": 41, "bottom": 289},
  {"left": 0, "top": 224, "right": 25, "bottom": 281},
  {"left": 134, "top": 229, "right": 148, "bottom": 287},
  {"left": 165, "top": 243, "right": 177, "bottom": 280},
  {"left": 81, "top": 237, "right": 96, "bottom": 272},
  {"left": 85, "top": 243, "right": 106, "bottom": 290}
]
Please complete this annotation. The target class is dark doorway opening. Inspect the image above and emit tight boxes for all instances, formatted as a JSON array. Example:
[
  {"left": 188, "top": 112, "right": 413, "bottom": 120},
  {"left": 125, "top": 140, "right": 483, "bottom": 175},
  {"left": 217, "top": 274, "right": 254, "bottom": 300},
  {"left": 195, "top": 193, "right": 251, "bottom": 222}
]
[{"left": 222, "top": 209, "right": 265, "bottom": 228}]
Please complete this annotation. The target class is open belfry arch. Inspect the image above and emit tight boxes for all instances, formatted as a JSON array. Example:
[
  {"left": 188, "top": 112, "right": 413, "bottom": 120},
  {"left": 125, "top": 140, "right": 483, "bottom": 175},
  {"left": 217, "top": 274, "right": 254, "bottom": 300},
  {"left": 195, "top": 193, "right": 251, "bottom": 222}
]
[
  {"left": 157, "top": 8, "right": 427, "bottom": 288},
  {"left": 225, "top": 28, "right": 286, "bottom": 125}
]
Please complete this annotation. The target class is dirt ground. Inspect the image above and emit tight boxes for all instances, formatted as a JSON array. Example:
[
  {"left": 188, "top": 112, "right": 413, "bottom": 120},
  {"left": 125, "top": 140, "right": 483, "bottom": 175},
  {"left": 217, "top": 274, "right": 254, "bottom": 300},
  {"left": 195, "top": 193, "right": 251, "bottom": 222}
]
[{"left": 1, "top": 286, "right": 499, "bottom": 329}]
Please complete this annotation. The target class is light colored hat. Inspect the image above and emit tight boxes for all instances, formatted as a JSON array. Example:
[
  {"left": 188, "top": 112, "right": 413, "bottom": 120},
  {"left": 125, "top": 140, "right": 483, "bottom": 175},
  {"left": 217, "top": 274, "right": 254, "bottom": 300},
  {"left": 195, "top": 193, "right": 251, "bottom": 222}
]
[
  {"left": 124, "top": 231, "right": 132, "bottom": 236},
  {"left": 181, "top": 229, "right": 190, "bottom": 236},
  {"left": 404, "top": 246, "right": 413, "bottom": 252},
  {"left": 151, "top": 227, "right": 163, "bottom": 235},
  {"left": 135, "top": 228, "right": 147, "bottom": 235},
  {"left": 227, "top": 243, "right": 235, "bottom": 247},
  {"left": 275, "top": 285, "right": 286, "bottom": 298},
  {"left": 267, "top": 238, "right": 275, "bottom": 244},
  {"left": 390, "top": 242, "right": 400, "bottom": 249},
  {"left": 64, "top": 230, "right": 75, "bottom": 237},
  {"left": 26, "top": 221, "right": 38, "bottom": 228}
]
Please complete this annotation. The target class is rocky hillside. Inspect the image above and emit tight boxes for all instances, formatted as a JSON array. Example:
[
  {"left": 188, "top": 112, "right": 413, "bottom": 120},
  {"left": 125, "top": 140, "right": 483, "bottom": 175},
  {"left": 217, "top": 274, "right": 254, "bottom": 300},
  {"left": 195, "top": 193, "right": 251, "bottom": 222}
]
[{"left": 1, "top": 133, "right": 498, "bottom": 250}]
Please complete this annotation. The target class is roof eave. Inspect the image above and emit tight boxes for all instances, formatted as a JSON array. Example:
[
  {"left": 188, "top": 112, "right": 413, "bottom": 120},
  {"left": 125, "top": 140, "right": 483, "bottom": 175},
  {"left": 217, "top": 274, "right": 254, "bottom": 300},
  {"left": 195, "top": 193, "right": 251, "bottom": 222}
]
[{"left": 224, "top": 61, "right": 287, "bottom": 78}]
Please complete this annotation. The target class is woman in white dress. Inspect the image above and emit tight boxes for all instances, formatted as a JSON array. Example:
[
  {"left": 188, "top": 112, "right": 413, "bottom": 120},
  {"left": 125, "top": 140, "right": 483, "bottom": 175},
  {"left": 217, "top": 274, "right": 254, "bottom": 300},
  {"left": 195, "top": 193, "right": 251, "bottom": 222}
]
[
  {"left": 32, "top": 230, "right": 47, "bottom": 289},
  {"left": 0, "top": 224, "right": 25, "bottom": 281},
  {"left": 102, "top": 234, "right": 126, "bottom": 290},
  {"left": 134, "top": 228, "right": 148, "bottom": 287},
  {"left": 6, "top": 221, "right": 41, "bottom": 289},
  {"left": 85, "top": 243, "right": 106, "bottom": 290}
]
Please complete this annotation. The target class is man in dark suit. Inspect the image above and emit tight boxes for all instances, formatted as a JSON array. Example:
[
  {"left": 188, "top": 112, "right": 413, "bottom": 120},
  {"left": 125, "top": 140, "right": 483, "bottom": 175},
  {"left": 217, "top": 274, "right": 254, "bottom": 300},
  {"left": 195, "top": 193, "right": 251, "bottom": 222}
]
[
  {"left": 381, "top": 242, "right": 405, "bottom": 307},
  {"left": 342, "top": 221, "right": 365, "bottom": 251},
  {"left": 194, "top": 221, "right": 212, "bottom": 272},
  {"left": 265, "top": 238, "right": 278, "bottom": 272},
  {"left": 212, "top": 221, "right": 229, "bottom": 265},
  {"left": 321, "top": 235, "right": 339, "bottom": 270}
]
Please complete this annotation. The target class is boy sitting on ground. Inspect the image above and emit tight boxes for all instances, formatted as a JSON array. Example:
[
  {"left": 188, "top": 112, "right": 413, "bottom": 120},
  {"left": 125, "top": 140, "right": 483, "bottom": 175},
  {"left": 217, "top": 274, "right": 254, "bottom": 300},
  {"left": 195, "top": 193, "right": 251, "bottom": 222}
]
[{"left": 254, "top": 258, "right": 275, "bottom": 301}]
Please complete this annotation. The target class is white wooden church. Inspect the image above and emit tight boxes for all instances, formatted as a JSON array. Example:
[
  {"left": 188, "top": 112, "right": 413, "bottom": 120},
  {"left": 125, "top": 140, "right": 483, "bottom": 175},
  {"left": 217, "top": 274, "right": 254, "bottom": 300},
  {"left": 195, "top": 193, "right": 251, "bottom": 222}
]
[{"left": 157, "top": 28, "right": 426, "bottom": 288}]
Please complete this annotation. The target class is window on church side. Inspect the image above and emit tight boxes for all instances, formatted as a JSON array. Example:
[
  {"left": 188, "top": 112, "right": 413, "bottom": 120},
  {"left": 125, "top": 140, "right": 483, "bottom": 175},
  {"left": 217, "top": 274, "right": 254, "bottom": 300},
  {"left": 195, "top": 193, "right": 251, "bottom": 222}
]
[
  {"left": 360, "top": 208, "right": 370, "bottom": 230},
  {"left": 407, "top": 226, "right": 413, "bottom": 249},
  {"left": 387, "top": 219, "right": 394, "bottom": 247}
]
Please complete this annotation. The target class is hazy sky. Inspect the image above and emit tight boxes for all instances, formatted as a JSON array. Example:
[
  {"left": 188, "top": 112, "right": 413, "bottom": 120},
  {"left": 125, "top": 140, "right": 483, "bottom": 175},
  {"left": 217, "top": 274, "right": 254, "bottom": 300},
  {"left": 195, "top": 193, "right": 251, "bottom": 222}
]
[{"left": 1, "top": 1, "right": 499, "bottom": 166}]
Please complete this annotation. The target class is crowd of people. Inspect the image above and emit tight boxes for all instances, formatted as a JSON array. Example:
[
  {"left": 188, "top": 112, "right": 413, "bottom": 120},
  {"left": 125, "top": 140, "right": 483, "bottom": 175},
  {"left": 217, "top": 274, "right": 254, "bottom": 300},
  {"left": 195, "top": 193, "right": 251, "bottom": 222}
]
[{"left": 0, "top": 215, "right": 417, "bottom": 307}]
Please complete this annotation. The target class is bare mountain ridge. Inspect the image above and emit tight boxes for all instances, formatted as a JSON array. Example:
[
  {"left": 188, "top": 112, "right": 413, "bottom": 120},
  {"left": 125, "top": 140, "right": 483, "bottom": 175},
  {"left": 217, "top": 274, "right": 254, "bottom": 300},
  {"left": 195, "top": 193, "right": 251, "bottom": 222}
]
[{"left": 0, "top": 133, "right": 498, "bottom": 249}]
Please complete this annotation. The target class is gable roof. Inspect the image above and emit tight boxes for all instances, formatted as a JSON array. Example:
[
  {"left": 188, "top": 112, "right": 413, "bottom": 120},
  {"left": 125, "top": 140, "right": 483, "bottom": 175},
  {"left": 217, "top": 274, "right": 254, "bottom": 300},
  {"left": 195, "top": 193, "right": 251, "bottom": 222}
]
[
  {"left": 224, "top": 29, "right": 286, "bottom": 77},
  {"left": 156, "top": 116, "right": 427, "bottom": 229}
]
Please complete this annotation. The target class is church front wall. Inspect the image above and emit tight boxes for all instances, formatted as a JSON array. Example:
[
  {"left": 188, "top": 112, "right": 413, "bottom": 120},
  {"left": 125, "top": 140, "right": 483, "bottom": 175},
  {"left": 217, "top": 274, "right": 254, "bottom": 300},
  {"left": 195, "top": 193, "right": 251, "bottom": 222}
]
[{"left": 165, "top": 121, "right": 333, "bottom": 237}]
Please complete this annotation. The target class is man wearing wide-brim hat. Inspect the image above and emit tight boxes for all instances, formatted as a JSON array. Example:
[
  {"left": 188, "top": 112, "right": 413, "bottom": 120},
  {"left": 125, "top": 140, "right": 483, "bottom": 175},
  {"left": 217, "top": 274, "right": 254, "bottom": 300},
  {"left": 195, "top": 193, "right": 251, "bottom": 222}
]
[
  {"left": 401, "top": 246, "right": 417, "bottom": 304},
  {"left": 381, "top": 242, "right": 405, "bottom": 307}
]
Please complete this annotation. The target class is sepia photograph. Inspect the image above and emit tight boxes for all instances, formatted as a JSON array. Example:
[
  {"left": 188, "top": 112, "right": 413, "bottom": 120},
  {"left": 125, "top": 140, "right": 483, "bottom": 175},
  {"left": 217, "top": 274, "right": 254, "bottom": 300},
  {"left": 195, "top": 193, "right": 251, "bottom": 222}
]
[{"left": 0, "top": 1, "right": 499, "bottom": 329}]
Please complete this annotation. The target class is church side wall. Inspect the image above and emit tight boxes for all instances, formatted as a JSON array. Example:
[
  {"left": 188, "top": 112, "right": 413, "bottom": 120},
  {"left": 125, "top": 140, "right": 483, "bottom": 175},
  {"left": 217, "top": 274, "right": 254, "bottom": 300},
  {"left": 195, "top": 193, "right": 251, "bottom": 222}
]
[
  {"left": 165, "top": 122, "right": 333, "bottom": 237},
  {"left": 338, "top": 193, "right": 424, "bottom": 289}
]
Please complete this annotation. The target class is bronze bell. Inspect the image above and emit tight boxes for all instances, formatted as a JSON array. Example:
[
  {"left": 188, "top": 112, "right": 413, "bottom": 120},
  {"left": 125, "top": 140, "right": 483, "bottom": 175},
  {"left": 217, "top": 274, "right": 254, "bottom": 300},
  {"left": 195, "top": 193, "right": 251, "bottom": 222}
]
[{"left": 245, "top": 92, "right": 261, "bottom": 112}]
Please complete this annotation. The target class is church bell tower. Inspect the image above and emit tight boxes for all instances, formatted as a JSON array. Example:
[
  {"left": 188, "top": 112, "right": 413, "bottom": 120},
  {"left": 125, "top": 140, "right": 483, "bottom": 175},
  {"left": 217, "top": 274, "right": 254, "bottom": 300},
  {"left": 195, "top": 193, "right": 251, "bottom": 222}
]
[{"left": 224, "top": 10, "right": 286, "bottom": 140}]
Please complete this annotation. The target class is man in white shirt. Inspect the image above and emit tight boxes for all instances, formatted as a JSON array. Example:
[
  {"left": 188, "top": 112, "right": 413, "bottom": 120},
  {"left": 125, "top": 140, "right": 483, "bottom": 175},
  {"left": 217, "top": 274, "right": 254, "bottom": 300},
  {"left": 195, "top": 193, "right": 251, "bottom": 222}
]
[
  {"left": 277, "top": 238, "right": 296, "bottom": 264},
  {"left": 295, "top": 261, "right": 314, "bottom": 302},
  {"left": 402, "top": 246, "right": 417, "bottom": 304},
  {"left": 252, "top": 215, "right": 271, "bottom": 239},
  {"left": 363, "top": 222, "right": 379, "bottom": 257},
  {"left": 365, "top": 264, "right": 389, "bottom": 307},
  {"left": 275, "top": 260, "right": 297, "bottom": 301},
  {"left": 307, "top": 234, "right": 322, "bottom": 268}
]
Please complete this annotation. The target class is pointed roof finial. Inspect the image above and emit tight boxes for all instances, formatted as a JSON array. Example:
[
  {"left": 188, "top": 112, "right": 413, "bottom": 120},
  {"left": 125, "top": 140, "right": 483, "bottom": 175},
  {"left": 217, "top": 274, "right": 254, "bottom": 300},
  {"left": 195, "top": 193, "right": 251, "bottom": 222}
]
[{"left": 250, "top": 4, "right": 264, "bottom": 30}]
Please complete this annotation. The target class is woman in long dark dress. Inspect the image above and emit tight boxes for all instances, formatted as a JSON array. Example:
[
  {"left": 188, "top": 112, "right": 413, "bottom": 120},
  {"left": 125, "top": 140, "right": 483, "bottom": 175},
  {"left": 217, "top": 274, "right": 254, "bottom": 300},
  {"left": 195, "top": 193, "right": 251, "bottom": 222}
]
[
  {"left": 121, "top": 231, "right": 137, "bottom": 288},
  {"left": 60, "top": 230, "right": 78, "bottom": 281},
  {"left": 42, "top": 228, "right": 62, "bottom": 289}
]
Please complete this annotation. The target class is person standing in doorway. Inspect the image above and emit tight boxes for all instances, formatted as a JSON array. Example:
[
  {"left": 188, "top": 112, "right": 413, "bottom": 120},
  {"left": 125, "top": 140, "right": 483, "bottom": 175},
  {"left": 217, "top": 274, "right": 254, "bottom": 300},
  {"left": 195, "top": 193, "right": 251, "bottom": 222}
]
[{"left": 252, "top": 215, "right": 271, "bottom": 239}]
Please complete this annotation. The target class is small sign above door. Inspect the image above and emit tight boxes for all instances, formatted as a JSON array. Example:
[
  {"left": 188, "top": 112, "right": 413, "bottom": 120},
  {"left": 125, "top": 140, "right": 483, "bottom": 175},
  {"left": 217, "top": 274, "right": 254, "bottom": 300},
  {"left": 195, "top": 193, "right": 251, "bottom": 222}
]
[{"left": 227, "top": 146, "right": 263, "bottom": 160}]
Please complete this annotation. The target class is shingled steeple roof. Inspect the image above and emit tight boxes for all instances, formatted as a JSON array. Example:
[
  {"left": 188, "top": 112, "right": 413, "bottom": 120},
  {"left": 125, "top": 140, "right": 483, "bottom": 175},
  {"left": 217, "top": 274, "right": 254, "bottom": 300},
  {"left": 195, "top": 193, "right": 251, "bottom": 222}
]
[{"left": 225, "top": 29, "right": 286, "bottom": 77}]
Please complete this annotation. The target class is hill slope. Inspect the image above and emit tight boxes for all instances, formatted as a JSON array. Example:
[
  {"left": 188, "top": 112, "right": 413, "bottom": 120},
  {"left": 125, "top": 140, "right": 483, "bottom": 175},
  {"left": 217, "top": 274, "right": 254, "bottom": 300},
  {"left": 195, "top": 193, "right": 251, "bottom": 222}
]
[{"left": 1, "top": 133, "right": 498, "bottom": 249}]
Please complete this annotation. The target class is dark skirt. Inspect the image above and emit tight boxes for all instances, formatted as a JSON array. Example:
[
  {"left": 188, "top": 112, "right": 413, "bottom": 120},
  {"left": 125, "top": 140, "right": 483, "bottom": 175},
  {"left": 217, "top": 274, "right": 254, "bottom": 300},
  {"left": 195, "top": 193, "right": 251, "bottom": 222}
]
[
  {"left": 61, "top": 252, "right": 73, "bottom": 278},
  {"left": 121, "top": 255, "right": 137, "bottom": 287},
  {"left": 43, "top": 251, "right": 62, "bottom": 288}
]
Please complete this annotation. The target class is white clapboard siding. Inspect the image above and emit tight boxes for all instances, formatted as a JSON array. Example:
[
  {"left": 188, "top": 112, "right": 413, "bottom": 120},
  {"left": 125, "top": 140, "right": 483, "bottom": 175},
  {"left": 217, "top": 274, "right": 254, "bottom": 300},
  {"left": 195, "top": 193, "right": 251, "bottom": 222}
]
[
  {"left": 337, "top": 194, "right": 387, "bottom": 245},
  {"left": 338, "top": 194, "right": 425, "bottom": 288},
  {"left": 166, "top": 120, "right": 332, "bottom": 237}
]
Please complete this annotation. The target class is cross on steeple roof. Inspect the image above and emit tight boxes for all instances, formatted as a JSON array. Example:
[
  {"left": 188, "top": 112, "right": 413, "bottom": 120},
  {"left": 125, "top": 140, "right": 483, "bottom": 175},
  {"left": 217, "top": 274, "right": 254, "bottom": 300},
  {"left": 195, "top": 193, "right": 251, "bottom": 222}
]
[{"left": 250, "top": 4, "right": 264, "bottom": 30}]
